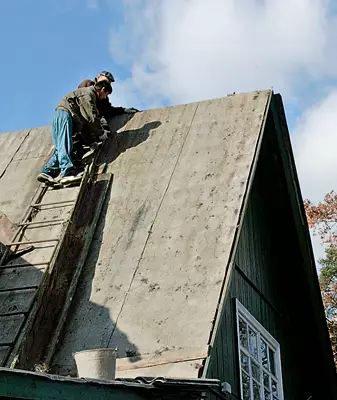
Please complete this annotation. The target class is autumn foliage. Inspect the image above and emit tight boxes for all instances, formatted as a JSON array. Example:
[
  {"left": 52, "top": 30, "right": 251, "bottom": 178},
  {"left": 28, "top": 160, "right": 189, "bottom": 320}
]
[
  {"left": 305, "top": 191, "right": 337, "bottom": 246},
  {"left": 304, "top": 191, "right": 337, "bottom": 367}
]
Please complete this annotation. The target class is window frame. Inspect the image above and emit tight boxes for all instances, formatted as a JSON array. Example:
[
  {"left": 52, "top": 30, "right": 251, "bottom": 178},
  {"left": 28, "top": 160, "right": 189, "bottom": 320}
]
[{"left": 235, "top": 299, "right": 284, "bottom": 400}]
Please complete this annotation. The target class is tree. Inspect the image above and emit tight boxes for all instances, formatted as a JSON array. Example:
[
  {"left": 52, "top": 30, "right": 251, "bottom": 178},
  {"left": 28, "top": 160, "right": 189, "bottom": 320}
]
[
  {"left": 304, "top": 191, "right": 337, "bottom": 246},
  {"left": 304, "top": 191, "right": 337, "bottom": 367},
  {"left": 317, "top": 247, "right": 337, "bottom": 366}
]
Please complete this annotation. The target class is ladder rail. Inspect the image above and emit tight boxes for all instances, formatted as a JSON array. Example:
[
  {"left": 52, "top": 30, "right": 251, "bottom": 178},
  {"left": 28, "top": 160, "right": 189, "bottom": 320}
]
[
  {"left": 0, "top": 185, "right": 47, "bottom": 266},
  {"left": 0, "top": 187, "right": 76, "bottom": 265},
  {"left": 5, "top": 165, "right": 91, "bottom": 368},
  {"left": 1, "top": 139, "right": 107, "bottom": 368}
]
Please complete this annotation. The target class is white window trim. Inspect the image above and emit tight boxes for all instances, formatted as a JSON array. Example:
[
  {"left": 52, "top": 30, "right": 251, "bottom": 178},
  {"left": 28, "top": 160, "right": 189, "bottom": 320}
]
[{"left": 235, "top": 299, "right": 284, "bottom": 400}]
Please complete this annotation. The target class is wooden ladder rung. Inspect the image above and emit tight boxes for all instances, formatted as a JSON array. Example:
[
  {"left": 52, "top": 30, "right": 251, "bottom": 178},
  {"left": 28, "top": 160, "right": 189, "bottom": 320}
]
[
  {"left": 0, "top": 286, "right": 38, "bottom": 293},
  {"left": 17, "top": 219, "right": 66, "bottom": 227},
  {"left": 8, "top": 239, "right": 59, "bottom": 246},
  {"left": 0, "top": 311, "right": 28, "bottom": 317},
  {"left": 31, "top": 200, "right": 75, "bottom": 207},
  {"left": 0, "top": 262, "right": 49, "bottom": 268}
]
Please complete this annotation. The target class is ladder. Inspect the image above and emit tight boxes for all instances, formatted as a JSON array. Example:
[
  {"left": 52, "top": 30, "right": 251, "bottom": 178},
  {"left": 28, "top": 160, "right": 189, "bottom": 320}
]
[{"left": 0, "top": 146, "right": 112, "bottom": 370}]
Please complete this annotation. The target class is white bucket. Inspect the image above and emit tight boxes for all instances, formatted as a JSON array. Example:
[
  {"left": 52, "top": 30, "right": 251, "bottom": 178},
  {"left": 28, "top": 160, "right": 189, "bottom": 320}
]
[{"left": 74, "top": 348, "right": 117, "bottom": 380}]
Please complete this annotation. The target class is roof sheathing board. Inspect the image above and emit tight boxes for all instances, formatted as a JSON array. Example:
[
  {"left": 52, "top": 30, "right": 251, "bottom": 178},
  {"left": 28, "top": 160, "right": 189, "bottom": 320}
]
[
  {"left": 52, "top": 102, "right": 200, "bottom": 375},
  {"left": 52, "top": 90, "right": 271, "bottom": 376},
  {"left": 109, "top": 91, "right": 271, "bottom": 352},
  {"left": 0, "top": 129, "right": 30, "bottom": 178},
  {"left": 0, "top": 127, "right": 52, "bottom": 223}
]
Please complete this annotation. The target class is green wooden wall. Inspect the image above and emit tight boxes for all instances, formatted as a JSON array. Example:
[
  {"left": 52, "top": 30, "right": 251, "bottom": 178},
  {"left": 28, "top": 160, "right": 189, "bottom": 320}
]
[
  {"left": 0, "top": 368, "right": 222, "bottom": 400},
  {"left": 0, "top": 369, "right": 148, "bottom": 400},
  {"left": 206, "top": 110, "right": 336, "bottom": 400}
]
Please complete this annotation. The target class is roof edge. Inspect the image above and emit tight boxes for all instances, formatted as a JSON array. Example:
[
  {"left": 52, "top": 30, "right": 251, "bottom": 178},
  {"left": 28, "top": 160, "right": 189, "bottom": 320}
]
[
  {"left": 202, "top": 89, "right": 273, "bottom": 376},
  {"left": 0, "top": 367, "right": 224, "bottom": 399}
]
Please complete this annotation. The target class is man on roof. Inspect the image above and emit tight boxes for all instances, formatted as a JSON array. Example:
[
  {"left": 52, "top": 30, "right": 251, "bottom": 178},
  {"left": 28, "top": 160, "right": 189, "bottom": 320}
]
[
  {"left": 78, "top": 71, "right": 138, "bottom": 125},
  {"left": 37, "top": 80, "right": 112, "bottom": 185}
]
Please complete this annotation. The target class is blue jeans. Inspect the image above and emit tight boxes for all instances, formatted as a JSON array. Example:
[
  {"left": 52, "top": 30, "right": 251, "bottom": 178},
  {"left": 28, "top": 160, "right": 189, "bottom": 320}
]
[{"left": 41, "top": 110, "right": 74, "bottom": 177}]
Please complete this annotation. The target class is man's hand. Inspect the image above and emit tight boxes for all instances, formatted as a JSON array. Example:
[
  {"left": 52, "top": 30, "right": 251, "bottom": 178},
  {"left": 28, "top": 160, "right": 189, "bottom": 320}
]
[
  {"left": 98, "top": 130, "right": 110, "bottom": 141},
  {"left": 124, "top": 107, "right": 139, "bottom": 114},
  {"left": 100, "top": 117, "right": 110, "bottom": 131}
]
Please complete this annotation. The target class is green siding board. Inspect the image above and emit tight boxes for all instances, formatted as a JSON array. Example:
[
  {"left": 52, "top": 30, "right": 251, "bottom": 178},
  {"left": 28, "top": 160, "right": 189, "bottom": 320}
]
[
  {"left": 206, "top": 111, "right": 335, "bottom": 400},
  {"left": 0, "top": 369, "right": 220, "bottom": 400},
  {"left": 0, "top": 372, "right": 148, "bottom": 400}
]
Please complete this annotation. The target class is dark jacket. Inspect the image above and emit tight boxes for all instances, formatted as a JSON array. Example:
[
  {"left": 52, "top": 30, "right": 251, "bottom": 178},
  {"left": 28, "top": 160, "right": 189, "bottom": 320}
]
[
  {"left": 78, "top": 78, "right": 126, "bottom": 118},
  {"left": 56, "top": 86, "right": 103, "bottom": 143}
]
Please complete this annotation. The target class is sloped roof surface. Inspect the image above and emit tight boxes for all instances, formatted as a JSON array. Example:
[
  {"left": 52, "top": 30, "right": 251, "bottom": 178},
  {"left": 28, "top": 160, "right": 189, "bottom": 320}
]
[
  {"left": 0, "top": 127, "right": 52, "bottom": 223},
  {"left": 52, "top": 90, "right": 271, "bottom": 375},
  {"left": 0, "top": 90, "right": 271, "bottom": 376}
]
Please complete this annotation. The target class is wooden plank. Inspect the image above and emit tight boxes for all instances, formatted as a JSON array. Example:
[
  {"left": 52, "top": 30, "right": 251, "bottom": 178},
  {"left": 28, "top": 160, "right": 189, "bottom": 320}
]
[
  {"left": 117, "top": 346, "right": 209, "bottom": 371},
  {"left": 0, "top": 315, "right": 25, "bottom": 344},
  {"left": 18, "top": 219, "right": 65, "bottom": 227},
  {"left": 0, "top": 367, "right": 170, "bottom": 400},
  {"left": 1, "top": 262, "right": 49, "bottom": 269},
  {"left": 8, "top": 158, "right": 92, "bottom": 368},
  {"left": 201, "top": 93, "right": 272, "bottom": 380},
  {"left": 6, "top": 173, "right": 88, "bottom": 368},
  {"left": 39, "top": 187, "right": 79, "bottom": 211},
  {"left": 0, "top": 156, "right": 50, "bottom": 225},
  {"left": 11, "top": 126, "right": 52, "bottom": 162},
  {"left": 8, "top": 239, "right": 59, "bottom": 246},
  {"left": 0, "top": 185, "right": 47, "bottom": 266},
  {"left": 116, "top": 360, "right": 203, "bottom": 379},
  {"left": 0, "top": 266, "right": 45, "bottom": 290},
  {"left": 0, "top": 288, "right": 36, "bottom": 314},
  {"left": 52, "top": 104, "right": 200, "bottom": 375},
  {"left": 0, "top": 346, "right": 10, "bottom": 365},
  {"left": 0, "top": 130, "right": 29, "bottom": 178},
  {"left": 45, "top": 173, "right": 112, "bottom": 366},
  {"left": 31, "top": 200, "right": 75, "bottom": 207},
  {"left": 0, "top": 210, "right": 15, "bottom": 245},
  {"left": 7, "top": 172, "right": 112, "bottom": 369},
  {"left": 111, "top": 92, "right": 271, "bottom": 355},
  {"left": 0, "top": 211, "right": 15, "bottom": 263}
]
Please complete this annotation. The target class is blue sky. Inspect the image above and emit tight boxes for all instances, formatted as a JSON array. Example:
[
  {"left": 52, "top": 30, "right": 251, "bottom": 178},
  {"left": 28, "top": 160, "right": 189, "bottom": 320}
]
[
  {"left": 1, "top": 0, "right": 335, "bottom": 133},
  {"left": 0, "top": 0, "right": 132, "bottom": 132},
  {"left": 0, "top": 0, "right": 322, "bottom": 133},
  {"left": 2, "top": 0, "right": 337, "bottom": 259}
]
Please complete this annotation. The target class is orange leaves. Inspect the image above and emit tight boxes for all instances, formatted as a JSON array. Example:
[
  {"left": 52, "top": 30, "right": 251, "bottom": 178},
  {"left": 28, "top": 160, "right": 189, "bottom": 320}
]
[{"left": 304, "top": 191, "right": 337, "bottom": 245}]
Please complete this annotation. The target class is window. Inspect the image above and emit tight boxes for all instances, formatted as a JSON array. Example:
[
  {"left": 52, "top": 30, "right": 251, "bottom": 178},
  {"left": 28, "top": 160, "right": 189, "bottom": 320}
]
[{"left": 236, "top": 300, "right": 284, "bottom": 400}]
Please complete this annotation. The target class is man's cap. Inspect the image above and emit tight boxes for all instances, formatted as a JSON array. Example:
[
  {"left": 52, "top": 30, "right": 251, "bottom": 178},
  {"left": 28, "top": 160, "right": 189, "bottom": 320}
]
[{"left": 100, "top": 71, "right": 115, "bottom": 82}]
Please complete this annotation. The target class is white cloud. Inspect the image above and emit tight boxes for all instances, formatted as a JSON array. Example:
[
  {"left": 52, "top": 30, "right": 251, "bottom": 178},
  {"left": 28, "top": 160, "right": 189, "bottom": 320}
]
[
  {"left": 87, "top": 0, "right": 99, "bottom": 9},
  {"left": 108, "top": 0, "right": 337, "bottom": 263},
  {"left": 109, "top": 0, "right": 337, "bottom": 107},
  {"left": 292, "top": 90, "right": 337, "bottom": 263},
  {"left": 292, "top": 90, "right": 337, "bottom": 203}
]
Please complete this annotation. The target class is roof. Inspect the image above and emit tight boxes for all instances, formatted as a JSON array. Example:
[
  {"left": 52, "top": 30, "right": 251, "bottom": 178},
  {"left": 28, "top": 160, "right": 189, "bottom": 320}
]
[
  {"left": 49, "top": 90, "right": 272, "bottom": 376},
  {"left": 0, "top": 91, "right": 272, "bottom": 377},
  {"left": 0, "top": 90, "right": 335, "bottom": 394}
]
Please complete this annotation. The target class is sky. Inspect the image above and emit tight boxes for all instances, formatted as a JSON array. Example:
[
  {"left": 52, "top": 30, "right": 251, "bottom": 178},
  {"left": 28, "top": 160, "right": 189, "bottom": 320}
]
[{"left": 1, "top": 0, "right": 337, "bottom": 262}]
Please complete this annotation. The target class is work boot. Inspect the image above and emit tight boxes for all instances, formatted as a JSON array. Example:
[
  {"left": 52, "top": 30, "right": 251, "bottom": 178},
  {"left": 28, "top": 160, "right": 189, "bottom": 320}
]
[
  {"left": 37, "top": 172, "right": 55, "bottom": 184},
  {"left": 55, "top": 170, "right": 84, "bottom": 185}
]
